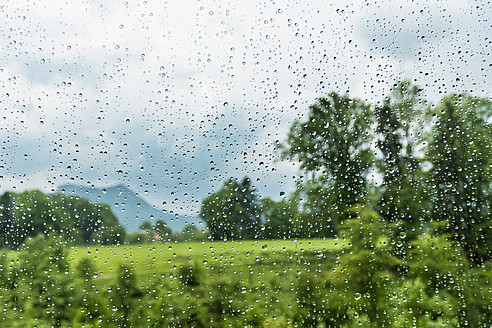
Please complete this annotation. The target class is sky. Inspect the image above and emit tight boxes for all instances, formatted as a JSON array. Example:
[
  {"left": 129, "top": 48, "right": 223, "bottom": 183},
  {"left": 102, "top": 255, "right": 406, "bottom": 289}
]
[{"left": 0, "top": 0, "right": 490, "bottom": 215}]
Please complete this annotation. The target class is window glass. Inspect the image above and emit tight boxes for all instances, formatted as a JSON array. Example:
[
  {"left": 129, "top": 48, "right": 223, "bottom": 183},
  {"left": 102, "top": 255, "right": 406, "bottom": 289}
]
[{"left": 0, "top": 0, "right": 490, "bottom": 326}]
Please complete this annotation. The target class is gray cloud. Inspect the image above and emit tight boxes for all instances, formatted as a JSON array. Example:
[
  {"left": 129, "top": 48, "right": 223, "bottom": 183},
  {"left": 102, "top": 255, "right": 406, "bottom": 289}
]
[{"left": 0, "top": 0, "right": 490, "bottom": 215}]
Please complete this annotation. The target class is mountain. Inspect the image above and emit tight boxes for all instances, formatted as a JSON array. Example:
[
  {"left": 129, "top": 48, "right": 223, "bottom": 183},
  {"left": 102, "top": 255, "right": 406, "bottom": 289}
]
[{"left": 56, "top": 184, "right": 203, "bottom": 233}]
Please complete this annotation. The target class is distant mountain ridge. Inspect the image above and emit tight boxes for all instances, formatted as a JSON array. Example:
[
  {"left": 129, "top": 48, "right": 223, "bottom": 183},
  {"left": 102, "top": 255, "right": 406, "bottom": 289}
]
[{"left": 56, "top": 184, "right": 202, "bottom": 232}]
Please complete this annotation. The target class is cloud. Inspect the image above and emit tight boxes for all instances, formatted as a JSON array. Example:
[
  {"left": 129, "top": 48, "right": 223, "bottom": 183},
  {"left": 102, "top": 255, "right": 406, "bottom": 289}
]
[{"left": 0, "top": 0, "right": 490, "bottom": 215}]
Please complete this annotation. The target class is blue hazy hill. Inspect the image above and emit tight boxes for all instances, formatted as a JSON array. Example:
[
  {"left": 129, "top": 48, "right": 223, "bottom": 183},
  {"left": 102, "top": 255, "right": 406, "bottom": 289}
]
[{"left": 56, "top": 184, "right": 203, "bottom": 233}]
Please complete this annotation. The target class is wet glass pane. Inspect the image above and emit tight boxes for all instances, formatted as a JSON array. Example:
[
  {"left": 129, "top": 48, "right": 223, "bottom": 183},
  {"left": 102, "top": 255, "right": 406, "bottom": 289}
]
[{"left": 0, "top": 0, "right": 490, "bottom": 327}]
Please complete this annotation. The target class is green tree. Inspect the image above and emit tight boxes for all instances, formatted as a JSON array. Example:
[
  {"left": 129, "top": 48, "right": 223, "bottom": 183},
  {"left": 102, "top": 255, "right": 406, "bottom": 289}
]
[
  {"left": 260, "top": 197, "right": 296, "bottom": 239},
  {"left": 375, "top": 81, "right": 428, "bottom": 226},
  {"left": 1, "top": 190, "right": 125, "bottom": 248},
  {"left": 375, "top": 81, "right": 431, "bottom": 259},
  {"left": 139, "top": 220, "right": 153, "bottom": 231},
  {"left": 0, "top": 191, "right": 16, "bottom": 248},
  {"left": 282, "top": 92, "right": 374, "bottom": 231},
  {"left": 50, "top": 194, "right": 125, "bottom": 245},
  {"left": 16, "top": 235, "right": 80, "bottom": 326},
  {"left": 182, "top": 223, "right": 201, "bottom": 241},
  {"left": 87, "top": 203, "right": 125, "bottom": 245},
  {"left": 73, "top": 257, "right": 109, "bottom": 326},
  {"left": 429, "top": 94, "right": 492, "bottom": 265},
  {"left": 109, "top": 263, "right": 142, "bottom": 327},
  {"left": 288, "top": 205, "right": 403, "bottom": 327},
  {"left": 51, "top": 194, "right": 96, "bottom": 244},
  {"left": 154, "top": 219, "right": 172, "bottom": 241},
  {"left": 10, "top": 190, "right": 74, "bottom": 247},
  {"left": 402, "top": 234, "right": 491, "bottom": 326},
  {"left": 200, "top": 177, "right": 260, "bottom": 240}
]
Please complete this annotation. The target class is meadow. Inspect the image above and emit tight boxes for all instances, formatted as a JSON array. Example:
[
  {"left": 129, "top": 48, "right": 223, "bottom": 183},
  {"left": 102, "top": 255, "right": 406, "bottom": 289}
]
[
  {"left": 2, "top": 233, "right": 490, "bottom": 327},
  {"left": 67, "top": 238, "right": 347, "bottom": 281}
]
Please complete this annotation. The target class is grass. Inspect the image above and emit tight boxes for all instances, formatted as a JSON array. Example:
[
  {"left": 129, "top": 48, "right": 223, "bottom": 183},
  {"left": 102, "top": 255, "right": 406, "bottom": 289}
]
[
  {"left": 67, "top": 238, "right": 348, "bottom": 280},
  {"left": 65, "top": 237, "right": 349, "bottom": 325}
]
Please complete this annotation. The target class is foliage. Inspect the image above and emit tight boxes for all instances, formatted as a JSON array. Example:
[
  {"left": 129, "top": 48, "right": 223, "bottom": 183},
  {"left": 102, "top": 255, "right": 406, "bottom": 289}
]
[
  {"left": 6, "top": 235, "right": 80, "bottom": 327},
  {"left": 0, "top": 190, "right": 125, "bottom": 248},
  {"left": 108, "top": 263, "right": 143, "bottom": 327},
  {"left": 281, "top": 92, "right": 374, "bottom": 230},
  {"left": 375, "top": 80, "right": 429, "bottom": 233},
  {"left": 200, "top": 176, "right": 261, "bottom": 240},
  {"left": 178, "top": 263, "right": 201, "bottom": 287},
  {"left": 0, "top": 191, "right": 16, "bottom": 247},
  {"left": 154, "top": 219, "right": 173, "bottom": 241},
  {"left": 0, "top": 237, "right": 489, "bottom": 327},
  {"left": 260, "top": 197, "right": 296, "bottom": 239},
  {"left": 181, "top": 223, "right": 206, "bottom": 242},
  {"left": 139, "top": 220, "right": 153, "bottom": 231},
  {"left": 429, "top": 94, "right": 492, "bottom": 264},
  {"left": 1, "top": 83, "right": 491, "bottom": 327}
]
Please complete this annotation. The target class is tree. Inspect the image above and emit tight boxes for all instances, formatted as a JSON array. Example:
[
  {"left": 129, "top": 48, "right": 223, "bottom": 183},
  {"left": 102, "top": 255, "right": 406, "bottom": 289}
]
[
  {"left": 200, "top": 177, "right": 260, "bottom": 240},
  {"left": 375, "top": 81, "right": 428, "bottom": 226},
  {"left": 319, "top": 206, "right": 404, "bottom": 327},
  {"left": 260, "top": 197, "right": 296, "bottom": 239},
  {"left": 182, "top": 223, "right": 200, "bottom": 241},
  {"left": 10, "top": 190, "right": 74, "bottom": 247},
  {"left": 375, "top": 81, "right": 431, "bottom": 258},
  {"left": 429, "top": 94, "right": 492, "bottom": 265},
  {"left": 154, "top": 219, "right": 172, "bottom": 241},
  {"left": 50, "top": 194, "right": 125, "bottom": 245},
  {"left": 0, "top": 190, "right": 125, "bottom": 248},
  {"left": 139, "top": 220, "right": 153, "bottom": 231},
  {"left": 0, "top": 191, "right": 16, "bottom": 248},
  {"left": 93, "top": 203, "right": 126, "bottom": 245},
  {"left": 109, "top": 263, "right": 142, "bottom": 327},
  {"left": 282, "top": 92, "right": 374, "bottom": 230},
  {"left": 15, "top": 235, "right": 80, "bottom": 326}
]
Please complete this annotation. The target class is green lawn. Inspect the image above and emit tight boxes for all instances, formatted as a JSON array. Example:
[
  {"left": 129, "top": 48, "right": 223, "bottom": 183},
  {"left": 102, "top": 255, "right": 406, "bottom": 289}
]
[{"left": 67, "top": 238, "right": 347, "bottom": 280}]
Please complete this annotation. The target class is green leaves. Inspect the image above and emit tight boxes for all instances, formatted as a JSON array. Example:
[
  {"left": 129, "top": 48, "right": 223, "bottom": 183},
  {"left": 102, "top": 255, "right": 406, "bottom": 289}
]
[
  {"left": 200, "top": 176, "right": 261, "bottom": 240},
  {"left": 0, "top": 190, "right": 125, "bottom": 248},
  {"left": 282, "top": 93, "right": 374, "bottom": 235},
  {"left": 429, "top": 94, "right": 492, "bottom": 264},
  {"left": 285, "top": 93, "right": 373, "bottom": 186}
]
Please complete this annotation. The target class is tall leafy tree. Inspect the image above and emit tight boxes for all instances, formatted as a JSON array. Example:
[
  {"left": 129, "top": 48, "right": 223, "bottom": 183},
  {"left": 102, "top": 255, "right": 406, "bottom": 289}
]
[
  {"left": 0, "top": 191, "right": 16, "bottom": 248},
  {"left": 260, "top": 197, "right": 296, "bottom": 239},
  {"left": 200, "top": 177, "right": 260, "bottom": 240},
  {"left": 429, "top": 94, "right": 492, "bottom": 265},
  {"left": 139, "top": 220, "right": 153, "bottom": 231},
  {"left": 375, "top": 81, "right": 429, "bottom": 249},
  {"left": 92, "top": 203, "right": 126, "bottom": 245},
  {"left": 51, "top": 194, "right": 112, "bottom": 244},
  {"left": 282, "top": 92, "right": 374, "bottom": 230}
]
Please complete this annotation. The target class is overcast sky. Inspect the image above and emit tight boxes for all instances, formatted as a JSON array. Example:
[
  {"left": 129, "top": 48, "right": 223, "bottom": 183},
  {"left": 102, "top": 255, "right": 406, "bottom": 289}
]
[{"left": 0, "top": 0, "right": 490, "bottom": 215}]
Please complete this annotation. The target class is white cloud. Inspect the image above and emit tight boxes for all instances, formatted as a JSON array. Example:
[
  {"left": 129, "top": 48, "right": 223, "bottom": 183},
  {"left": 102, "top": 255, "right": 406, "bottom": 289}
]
[{"left": 0, "top": 0, "right": 490, "bottom": 214}]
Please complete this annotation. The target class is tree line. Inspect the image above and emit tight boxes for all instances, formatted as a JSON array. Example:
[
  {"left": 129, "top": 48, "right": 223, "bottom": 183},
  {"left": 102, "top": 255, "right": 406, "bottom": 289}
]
[
  {"left": 126, "top": 219, "right": 207, "bottom": 243},
  {"left": 0, "top": 189, "right": 125, "bottom": 248},
  {"left": 200, "top": 81, "right": 491, "bottom": 265}
]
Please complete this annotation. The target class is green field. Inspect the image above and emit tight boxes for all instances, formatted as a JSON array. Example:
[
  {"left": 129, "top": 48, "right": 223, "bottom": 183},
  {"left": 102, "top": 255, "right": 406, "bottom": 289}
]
[
  {"left": 67, "top": 238, "right": 348, "bottom": 280},
  {"left": 61, "top": 238, "right": 350, "bottom": 326}
]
